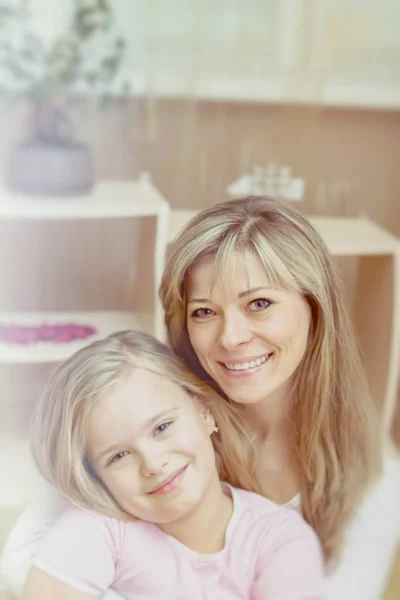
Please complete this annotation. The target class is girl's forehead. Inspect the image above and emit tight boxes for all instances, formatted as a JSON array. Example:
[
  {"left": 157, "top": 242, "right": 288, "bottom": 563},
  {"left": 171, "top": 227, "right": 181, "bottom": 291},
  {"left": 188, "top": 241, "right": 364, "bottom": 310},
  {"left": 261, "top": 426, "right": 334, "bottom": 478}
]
[
  {"left": 101, "top": 368, "right": 193, "bottom": 410},
  {"left": 87, "top": 370, "right": 196, "bottom": 450},
  {"left": 91, "top": 372, "right": 198, "bottom": 439}
]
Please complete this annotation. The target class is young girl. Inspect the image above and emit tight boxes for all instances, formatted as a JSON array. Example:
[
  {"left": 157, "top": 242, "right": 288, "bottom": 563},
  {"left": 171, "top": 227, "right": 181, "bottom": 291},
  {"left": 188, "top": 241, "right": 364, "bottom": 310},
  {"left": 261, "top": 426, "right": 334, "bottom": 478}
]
[{"left": 23, "top": 330, "right": 325, "bottom": 600}]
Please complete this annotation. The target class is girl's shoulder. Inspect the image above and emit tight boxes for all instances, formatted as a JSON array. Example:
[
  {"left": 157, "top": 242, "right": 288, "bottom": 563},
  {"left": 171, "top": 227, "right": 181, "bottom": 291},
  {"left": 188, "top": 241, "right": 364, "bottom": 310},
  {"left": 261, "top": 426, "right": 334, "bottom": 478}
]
[
  {"left": 231, "top": 485, "right": 296, "bottom": 515},
  {"left": 226, "top": 486, "right": 322, "bottom": 564},
  {"left": 37, "top": 506, "right": 160, "bottom": 569},
  {"left": 58, "top": 506, "right": 157, "bottom": 542},
  {"left": 230, "top": 486, "right": 311, "bottom": 537}
]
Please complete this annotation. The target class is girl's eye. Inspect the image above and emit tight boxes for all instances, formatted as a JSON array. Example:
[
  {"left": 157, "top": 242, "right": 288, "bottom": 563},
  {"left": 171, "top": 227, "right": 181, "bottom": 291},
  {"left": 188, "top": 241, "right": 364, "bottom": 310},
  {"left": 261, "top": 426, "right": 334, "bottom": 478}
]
[
  {"left": 248, "top": 298, "right": 271, "bottom": 312},
  {"left": 110, "top": 451, "right": 129, "bottom": 465},
  {"left": 190, "top": 308, "right": 215, "bottom": 319},
  {"left": 154, "top": 421, "right": 174, "bottom": 436}
]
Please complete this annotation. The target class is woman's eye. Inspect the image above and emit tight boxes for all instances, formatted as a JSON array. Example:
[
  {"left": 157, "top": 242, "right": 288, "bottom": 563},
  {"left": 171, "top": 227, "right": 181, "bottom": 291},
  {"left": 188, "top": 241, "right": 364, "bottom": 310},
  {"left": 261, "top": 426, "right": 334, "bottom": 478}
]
[
  {"left": 249, "top": 298, "right": 271, "bottom": 312},
  {"left": 154, "top": 421, "right": 174, "bottom": 436},
  {"left": 110, "top": 451, "right": 129, "bottom": 465},
  {"left": 191, "top": 308, "right": 215, "bottom": 319}
]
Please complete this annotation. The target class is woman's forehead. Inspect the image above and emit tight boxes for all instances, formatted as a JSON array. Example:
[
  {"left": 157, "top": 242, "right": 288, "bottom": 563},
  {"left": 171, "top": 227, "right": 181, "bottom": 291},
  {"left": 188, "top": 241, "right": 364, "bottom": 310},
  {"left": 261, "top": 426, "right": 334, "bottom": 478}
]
[{"left": 188, "top": 251, "right": 279, "bottom": 296}]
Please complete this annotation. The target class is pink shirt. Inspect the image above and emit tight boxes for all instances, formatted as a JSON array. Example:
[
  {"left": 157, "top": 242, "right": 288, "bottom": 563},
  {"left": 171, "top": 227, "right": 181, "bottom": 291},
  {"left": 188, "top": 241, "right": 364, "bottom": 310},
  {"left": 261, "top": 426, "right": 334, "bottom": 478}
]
[{"left": 34, "top": 484, "right": 325, "bottom": 599}]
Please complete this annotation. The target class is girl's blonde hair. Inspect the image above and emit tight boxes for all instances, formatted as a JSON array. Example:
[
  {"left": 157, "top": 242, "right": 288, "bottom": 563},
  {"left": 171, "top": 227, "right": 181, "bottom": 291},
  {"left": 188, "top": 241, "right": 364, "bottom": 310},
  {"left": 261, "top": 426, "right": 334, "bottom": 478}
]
[
  {"left": 160, "top": 196, "right": 382, "bottom": 563},
  {"left": 31, "top": 330, "right": 259, "bottom": 520}
]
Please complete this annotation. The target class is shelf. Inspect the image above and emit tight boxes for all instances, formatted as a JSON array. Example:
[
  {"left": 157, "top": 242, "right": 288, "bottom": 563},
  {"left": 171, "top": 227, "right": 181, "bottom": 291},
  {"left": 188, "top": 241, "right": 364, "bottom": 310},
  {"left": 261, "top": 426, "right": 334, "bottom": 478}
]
[
  {"left": 169, "top": 210, "right": 400, "bottom": 257},
  {"left": 0, "top": 179, "right": 169, "bottom": 221},
  {"left": 131, "top": 76, "right": 400, "bottom": 110},
  {"left": 310, "top": 217, "right": 400, "bottom": 257},
  {"left": 0, "top": 311, "right": 153, "bottom": 364}
]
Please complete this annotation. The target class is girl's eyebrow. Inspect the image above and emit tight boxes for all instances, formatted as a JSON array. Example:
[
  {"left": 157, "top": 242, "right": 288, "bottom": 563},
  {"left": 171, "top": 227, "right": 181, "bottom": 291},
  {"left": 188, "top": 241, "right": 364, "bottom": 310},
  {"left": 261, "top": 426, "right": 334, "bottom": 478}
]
[
  {"left": 188, "top": 287, "right": 271, "bottom": 304},
  {"left": 142, "top": 407, "right": 180, "bottom": 431},
  {"left": 95, "top": 407, "right": 180, "bottom": 462}
]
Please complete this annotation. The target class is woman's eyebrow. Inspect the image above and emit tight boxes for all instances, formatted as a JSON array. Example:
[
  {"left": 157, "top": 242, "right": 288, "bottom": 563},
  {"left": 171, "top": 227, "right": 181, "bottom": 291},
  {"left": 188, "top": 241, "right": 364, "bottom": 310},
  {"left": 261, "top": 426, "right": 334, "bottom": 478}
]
[
  {"left": 188, "top": 287, "right": 271, "bottom": 304},
  {"left": 238, "top": 286, "right": 271, "bottom": 298},
  {"left": 187, "top": 297, "right": 211, "bottom": 304}
]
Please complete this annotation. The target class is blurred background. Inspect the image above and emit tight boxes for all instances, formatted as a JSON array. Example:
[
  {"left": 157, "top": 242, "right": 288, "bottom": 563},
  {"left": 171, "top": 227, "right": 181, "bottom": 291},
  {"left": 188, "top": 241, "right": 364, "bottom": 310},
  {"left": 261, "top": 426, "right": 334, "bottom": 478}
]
[
  {"left": 0, "top": 1, "right": 400, "bottom": 597},
  {"left": 1, "top": 0, "right": 400, "bottom": 217}
]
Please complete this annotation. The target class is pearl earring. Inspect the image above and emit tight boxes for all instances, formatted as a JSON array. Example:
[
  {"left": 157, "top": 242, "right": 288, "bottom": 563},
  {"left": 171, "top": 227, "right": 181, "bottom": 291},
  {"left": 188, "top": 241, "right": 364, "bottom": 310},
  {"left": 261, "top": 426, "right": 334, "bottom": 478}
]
[{"left": 213, "top": 426, "right": 219, "bottom": 434}]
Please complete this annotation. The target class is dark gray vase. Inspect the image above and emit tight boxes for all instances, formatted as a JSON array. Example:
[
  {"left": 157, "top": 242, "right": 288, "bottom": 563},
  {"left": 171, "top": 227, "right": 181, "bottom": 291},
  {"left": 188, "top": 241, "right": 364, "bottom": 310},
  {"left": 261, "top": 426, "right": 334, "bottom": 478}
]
[
  {"left": 5, "top": 105, "right": 95, "bottom": 196},
  {"left": 5, "top": 139, "right": 95, "bottom": 196}
]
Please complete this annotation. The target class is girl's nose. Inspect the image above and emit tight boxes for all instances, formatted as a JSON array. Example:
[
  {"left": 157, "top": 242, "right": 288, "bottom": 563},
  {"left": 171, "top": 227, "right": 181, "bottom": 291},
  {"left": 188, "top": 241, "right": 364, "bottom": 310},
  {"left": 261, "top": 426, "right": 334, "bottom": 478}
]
[{"left": 139, "top": 448, "right": 169, "bottom": 478}]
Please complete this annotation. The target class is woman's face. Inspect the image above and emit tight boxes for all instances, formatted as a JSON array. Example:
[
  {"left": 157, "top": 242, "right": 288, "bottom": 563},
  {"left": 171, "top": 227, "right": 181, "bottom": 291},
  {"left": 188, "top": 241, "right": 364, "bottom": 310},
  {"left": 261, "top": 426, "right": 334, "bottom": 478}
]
[
  {"left": 187, "top": 252, "right": 312, "bottom": 406},
  {"left": 87, "top": 368, "right": 217, "bottom": 525}
]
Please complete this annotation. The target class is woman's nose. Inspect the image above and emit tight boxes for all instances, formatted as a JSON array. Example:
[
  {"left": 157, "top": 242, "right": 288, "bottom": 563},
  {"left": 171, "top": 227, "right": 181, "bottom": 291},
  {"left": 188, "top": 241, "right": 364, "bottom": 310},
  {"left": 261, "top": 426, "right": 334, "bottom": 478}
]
[{"left": 218, "top": 313, "right": 253, "bottom": 350}]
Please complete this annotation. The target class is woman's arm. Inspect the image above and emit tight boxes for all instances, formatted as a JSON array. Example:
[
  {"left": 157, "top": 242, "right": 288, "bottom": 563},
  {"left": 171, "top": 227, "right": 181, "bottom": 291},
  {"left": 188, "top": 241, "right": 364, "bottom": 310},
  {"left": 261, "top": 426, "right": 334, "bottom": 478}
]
[
  {"left": 25, "top": 505, "right": 126, "bottom": 600},
  {"left": 0, "top": 477, "right": 68, "bottom": 598},
  {"left": 0, "top": 477, "right": 127, "bottom": 600},
  {"left": 23, "top": 567, "right": 100, "bottom": 600},
  {"left": 326, "top": 455, "right": 400, "bottom": 600}
]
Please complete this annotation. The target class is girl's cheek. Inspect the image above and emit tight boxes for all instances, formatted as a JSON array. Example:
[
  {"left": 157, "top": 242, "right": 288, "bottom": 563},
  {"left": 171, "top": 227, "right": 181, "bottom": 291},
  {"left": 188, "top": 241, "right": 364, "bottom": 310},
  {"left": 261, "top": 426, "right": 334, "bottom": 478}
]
[{"left": 171, "top": 426, "right": 209, "bottom": 449}]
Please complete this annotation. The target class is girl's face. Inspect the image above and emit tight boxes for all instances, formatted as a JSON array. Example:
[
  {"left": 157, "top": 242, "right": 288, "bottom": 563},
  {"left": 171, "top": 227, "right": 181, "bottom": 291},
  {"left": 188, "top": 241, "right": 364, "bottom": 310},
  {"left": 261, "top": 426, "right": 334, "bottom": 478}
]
[
  {"left": 87, "top": 368, "right": 217, "bottom": 526},
  {"left": 187, "top": 252, "right": 311, "bottom": 407}
]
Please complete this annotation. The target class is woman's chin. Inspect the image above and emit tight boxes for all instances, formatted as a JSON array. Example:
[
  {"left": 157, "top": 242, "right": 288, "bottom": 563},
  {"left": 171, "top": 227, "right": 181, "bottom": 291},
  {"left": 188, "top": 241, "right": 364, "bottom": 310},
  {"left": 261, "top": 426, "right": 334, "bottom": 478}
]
[
  {"left": 216, "top": 376, "right": 284, "bottom": 406},
  {"left": 227, "top": 393, "right": 267, "bottom": 405},
  {"left": 216, "top": 380, "right": 270, "bottom": 405}
]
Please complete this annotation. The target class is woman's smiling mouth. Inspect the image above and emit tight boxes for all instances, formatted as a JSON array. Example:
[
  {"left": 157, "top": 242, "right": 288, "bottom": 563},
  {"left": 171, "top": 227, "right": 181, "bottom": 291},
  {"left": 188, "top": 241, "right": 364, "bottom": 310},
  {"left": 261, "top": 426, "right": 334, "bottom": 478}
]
[{"left": 220, "top": 353, "right": 272, "bottom": 372}]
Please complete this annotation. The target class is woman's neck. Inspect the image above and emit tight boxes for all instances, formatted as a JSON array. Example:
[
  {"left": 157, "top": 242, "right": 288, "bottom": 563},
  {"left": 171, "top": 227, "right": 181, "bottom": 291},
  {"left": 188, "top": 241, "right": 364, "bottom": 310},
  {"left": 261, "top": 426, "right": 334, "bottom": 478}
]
[
  {"left": 239, "top": 381, "right": 294, "bottom": 442},
  {"left": 159, "top": 473, "right": 233, "bottom": 553},
  {"left": 238, "top": 382, "right": 301, "bottom": 504}
]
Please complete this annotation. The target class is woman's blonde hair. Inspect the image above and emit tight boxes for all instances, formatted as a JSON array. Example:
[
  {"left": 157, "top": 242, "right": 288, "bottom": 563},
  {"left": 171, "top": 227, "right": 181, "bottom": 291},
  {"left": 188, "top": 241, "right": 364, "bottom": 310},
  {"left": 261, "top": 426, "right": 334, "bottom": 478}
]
[
  {"left": 160, "top": 196, "right": 382, "bottom": 563},
  {"left": 31, "top": 330, "right": 259, "bottom": 520}
]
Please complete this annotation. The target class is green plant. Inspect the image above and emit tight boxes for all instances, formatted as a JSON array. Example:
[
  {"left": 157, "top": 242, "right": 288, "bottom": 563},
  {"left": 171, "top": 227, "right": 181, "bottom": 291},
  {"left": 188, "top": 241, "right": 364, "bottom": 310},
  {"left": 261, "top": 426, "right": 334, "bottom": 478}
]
[{"left": 0, "top": 0, "right": 130, "bottom": 105}]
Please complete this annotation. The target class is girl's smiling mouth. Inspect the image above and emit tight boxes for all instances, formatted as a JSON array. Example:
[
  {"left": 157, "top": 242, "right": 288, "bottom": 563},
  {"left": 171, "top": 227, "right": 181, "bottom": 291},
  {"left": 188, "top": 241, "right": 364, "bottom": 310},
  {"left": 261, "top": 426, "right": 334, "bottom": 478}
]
[{"left": 148, "top": 465, "right": 188, "bottom": 495}]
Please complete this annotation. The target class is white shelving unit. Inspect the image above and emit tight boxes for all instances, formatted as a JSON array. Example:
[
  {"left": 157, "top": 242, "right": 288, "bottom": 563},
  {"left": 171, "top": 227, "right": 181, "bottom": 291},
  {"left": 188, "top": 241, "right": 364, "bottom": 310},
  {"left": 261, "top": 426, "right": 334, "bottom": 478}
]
[
  {"left": 0, "top": 178, "right": 171, "bottom": 364},
  {"left": 0, "top": 311, "right": 154, "bottom": 364}
]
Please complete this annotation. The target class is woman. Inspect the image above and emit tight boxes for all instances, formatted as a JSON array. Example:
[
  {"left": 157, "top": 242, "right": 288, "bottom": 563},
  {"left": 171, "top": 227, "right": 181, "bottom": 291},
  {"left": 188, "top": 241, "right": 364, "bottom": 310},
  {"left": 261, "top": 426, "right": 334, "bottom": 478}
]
[
  {"left": 160, "top": 195, "right": 383, "bottom": 562},
  {"left": 1, "top": 197, "right": 399, "bottom": 599}
]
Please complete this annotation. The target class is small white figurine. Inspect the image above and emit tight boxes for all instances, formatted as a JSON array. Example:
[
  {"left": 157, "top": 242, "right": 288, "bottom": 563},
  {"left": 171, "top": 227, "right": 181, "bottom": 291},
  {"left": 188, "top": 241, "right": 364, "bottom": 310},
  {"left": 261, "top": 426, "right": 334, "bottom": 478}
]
[{"left": 227, "top": 161, "right": 305, "bottom": 203}]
